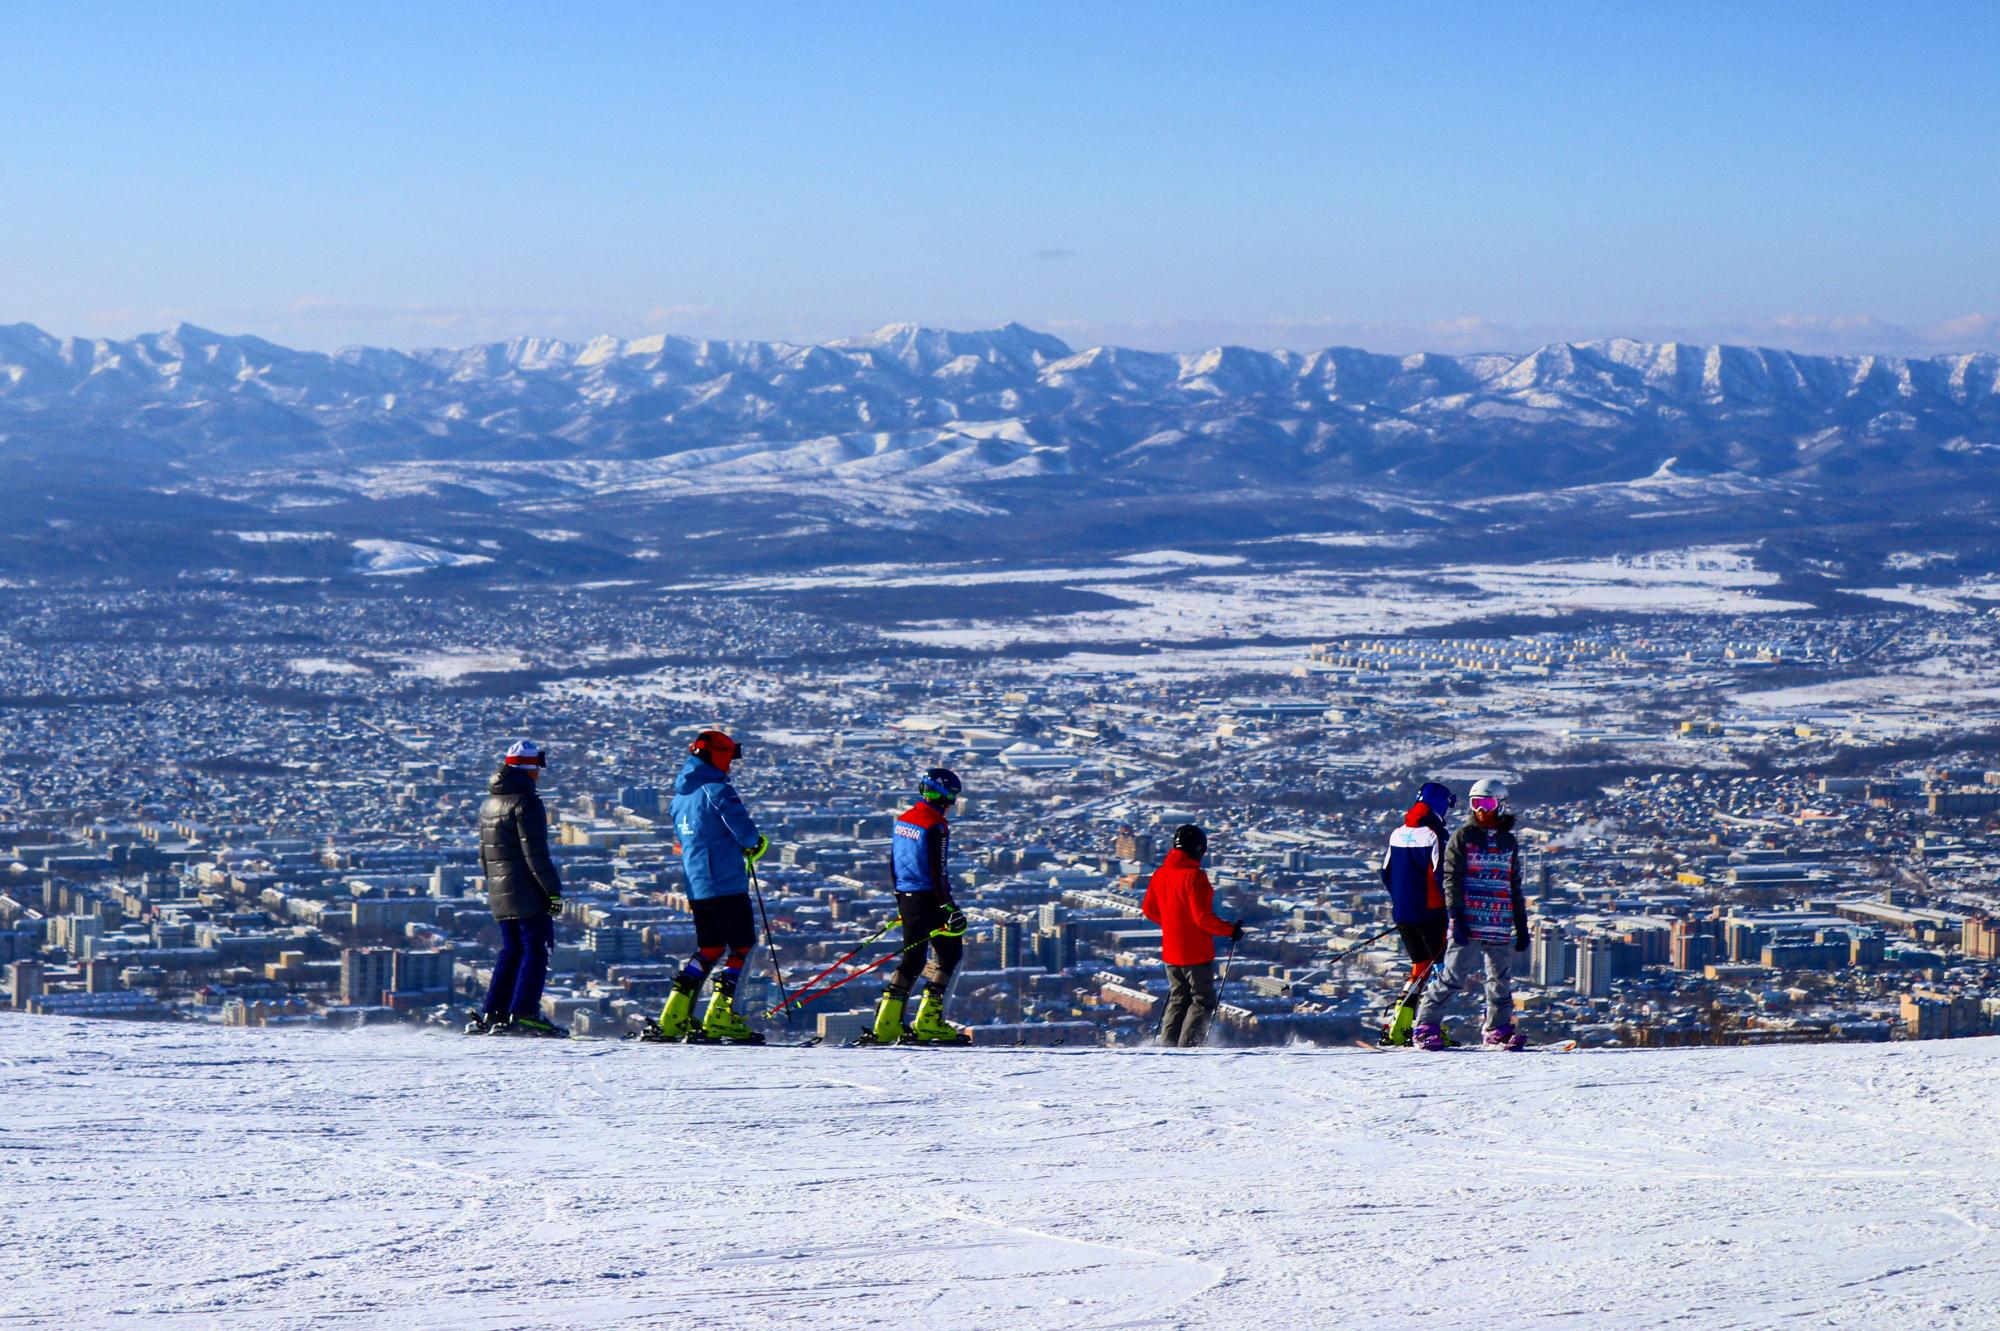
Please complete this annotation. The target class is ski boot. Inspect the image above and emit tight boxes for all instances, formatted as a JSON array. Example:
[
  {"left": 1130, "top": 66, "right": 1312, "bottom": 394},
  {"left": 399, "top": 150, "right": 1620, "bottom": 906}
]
[
  {"left": 642, "top": 977, "right": 699, "bottom": 1043},
  {"left": 494, "top": 1013, "right": 569, "bottom": 1039},
  {"left": 1413, "top": 1022, "right": 1448, "bottom": 1052},
  {"left": 697, "top": 980, "right": 765, "bottom": 1045},
  {"left": 1378, "top": 1000, "right": 1418, "bottom": 1047},
  {"left": 908, "top": 988, "right": 971, "bottom": 1045},
  {"left": 855, "top": 989, "right": 908, "bottom": 1045},
  {"left": 464, "top": 1011, "right": 503, "bottom": 1036},
  {"left": 1484, "top": 1024, "right": 1528, "bottom": 1052}
]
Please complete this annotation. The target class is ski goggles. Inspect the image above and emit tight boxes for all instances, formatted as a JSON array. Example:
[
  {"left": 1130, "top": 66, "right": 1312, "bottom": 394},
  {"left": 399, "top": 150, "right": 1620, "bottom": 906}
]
[{"left": 1469, "top": 796, "right": 1504, "bottom": 813}]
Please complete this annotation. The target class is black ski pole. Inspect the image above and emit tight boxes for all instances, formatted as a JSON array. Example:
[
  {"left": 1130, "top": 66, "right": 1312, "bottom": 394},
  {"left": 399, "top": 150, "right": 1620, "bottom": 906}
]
[
  {"left": 1219, "top": 936, "right": 1238, "bottom": 986},
  {"left": 748, "top": 861, "right": 795, "bottom": 1026},
  {"left": 1330, "top": 925, "right": 1398, "bottom": 968}
]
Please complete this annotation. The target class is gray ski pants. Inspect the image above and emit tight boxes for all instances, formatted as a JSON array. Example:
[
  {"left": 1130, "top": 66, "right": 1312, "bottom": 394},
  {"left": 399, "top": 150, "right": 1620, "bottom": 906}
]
[
  {"left": 1160, "top": 962, "right": 1219, "bottom": 1047},
  {"left": 1415, "top": 939, "right": 1518, "bottom": 1031}
]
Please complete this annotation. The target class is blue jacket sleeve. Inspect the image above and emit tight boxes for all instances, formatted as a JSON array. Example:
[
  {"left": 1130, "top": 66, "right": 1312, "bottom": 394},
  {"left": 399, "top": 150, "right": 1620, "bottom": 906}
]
[{"left": 712, "top": 782, "right": 762, "bottom": 850}]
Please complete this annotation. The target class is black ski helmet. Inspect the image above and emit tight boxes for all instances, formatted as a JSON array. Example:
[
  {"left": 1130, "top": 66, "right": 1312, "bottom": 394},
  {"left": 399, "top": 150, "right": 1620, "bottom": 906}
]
[
  {"left": 1172, "top": 824, "right": 1208, "bottom": 860},
  {"left": 918, "top": 768, "right": 962, "bottom": 806}
]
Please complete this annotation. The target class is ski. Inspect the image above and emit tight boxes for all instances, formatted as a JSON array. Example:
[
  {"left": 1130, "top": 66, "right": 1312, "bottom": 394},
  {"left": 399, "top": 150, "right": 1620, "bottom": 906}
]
[
  {"left": 841, "top": 1032, "right": 1017, "bottom": 1049},
  {"left": 622, "top": 1029, "right": 820, "bottom": 1048},
  {"left": 1354, "top": 1037, "right": 1576, "bottom": 1053},
  {"left": 483, "top": 1023, "right": 571, "bottom": 1040}
]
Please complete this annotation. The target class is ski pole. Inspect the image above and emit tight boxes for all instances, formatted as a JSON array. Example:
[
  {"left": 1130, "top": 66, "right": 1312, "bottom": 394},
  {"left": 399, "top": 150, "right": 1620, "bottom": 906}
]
[
  {"left": 1219, "top": 937, "right": 1238, "bottom": 986},
  {"left": 761, "top": 916, "right": 902, "bottom": 1019},
  {"left": 748, "top": 861, "right": 795, "bottom": 1026},
  {"left": 779, "top": 922, "right": 985, "bottom": 1015},
  {"left": 1330, "top": 925, "right": 1398, "bottom": 967}
]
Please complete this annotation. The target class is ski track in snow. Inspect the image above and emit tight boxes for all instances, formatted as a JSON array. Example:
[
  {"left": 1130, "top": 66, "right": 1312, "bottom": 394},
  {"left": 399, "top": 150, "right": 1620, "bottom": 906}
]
[{"left": 3, "top": 1019, "right": 1998, "bottom": 1330}]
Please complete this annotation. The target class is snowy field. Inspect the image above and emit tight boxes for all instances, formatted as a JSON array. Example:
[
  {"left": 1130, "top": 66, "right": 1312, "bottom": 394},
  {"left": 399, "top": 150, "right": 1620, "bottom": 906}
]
[{"left": 5, "top": 1017, "right": 1997, "bottom": 1330}]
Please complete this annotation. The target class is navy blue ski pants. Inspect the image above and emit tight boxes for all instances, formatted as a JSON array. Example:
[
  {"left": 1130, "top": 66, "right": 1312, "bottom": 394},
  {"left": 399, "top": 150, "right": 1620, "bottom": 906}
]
[{"left": 485, "top": 913, "right": 554, "bottom": 1018}]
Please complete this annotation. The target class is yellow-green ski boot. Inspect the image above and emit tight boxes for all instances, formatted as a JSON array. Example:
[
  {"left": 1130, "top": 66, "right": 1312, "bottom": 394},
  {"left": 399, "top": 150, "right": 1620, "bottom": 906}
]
[
  {"left": 1379, "top": 999, "right": 1418, "bottom": 1047},
  {"left": 645, "top": 977, "right": 698, "bottom": 1042},
  {"left": 699, "top": 980, "right": 765, "bottom": 1045},
  {"left": 859, "top": 990, "right": 908, "bottom": 1045},
  {"left": 909, "top": 988, "right": 971, "bottom": 1045}
]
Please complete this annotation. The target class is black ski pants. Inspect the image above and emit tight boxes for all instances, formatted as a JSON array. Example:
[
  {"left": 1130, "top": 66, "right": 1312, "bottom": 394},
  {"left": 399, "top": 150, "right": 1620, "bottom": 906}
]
[
  {"left": 890, "top": 890, "right": 962, "bottom": 994},
  {"left": 1160, "top": 962, "right": 1218, "bottom": 1047},
  {"left": 1394, "top": 918, "right": 1449, "bottom": 1007}
]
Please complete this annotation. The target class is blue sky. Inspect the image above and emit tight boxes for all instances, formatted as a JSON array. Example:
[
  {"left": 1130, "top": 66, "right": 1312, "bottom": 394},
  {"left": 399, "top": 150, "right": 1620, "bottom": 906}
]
[{"left": 2, "top": 2, "right": 1995, "bottom": 354}]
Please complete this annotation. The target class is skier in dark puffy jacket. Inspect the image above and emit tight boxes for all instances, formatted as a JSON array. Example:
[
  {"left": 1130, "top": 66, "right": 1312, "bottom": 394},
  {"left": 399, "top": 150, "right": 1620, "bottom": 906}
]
[
  {"left": 863, "top": 769, "right": 969, "bottom": 1044},
  {"left": 651, "top": 730, "right": 772, "bottom": 1043},
  {"left": 1415, "top": 777, "right": 1530, "bottom": 1051},
  {"left": 1376, "top": 780, "right": 1454, "bottom": 1046},
  {"left": 474, "top": 740, "right": 566, "bottom": 1036}
]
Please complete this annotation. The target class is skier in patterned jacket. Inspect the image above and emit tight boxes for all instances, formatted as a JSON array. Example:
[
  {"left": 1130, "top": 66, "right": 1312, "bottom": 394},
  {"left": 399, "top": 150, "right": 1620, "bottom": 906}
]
[
  {"left": 1376, "top": 781, "right": 1454, "bottom": 1046},
  {"left": 1414, "top": 777, "right": 1530, "bottom": 1051}
]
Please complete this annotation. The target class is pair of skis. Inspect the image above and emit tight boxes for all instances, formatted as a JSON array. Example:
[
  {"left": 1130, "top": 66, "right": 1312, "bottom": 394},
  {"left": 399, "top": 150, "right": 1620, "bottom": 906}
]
[
  {"left": 1355, "top": 1037, "right": 1579, "bottom": 1054},
  {"left": 624, "top": 1028, "right": 823, "bottom": 1048}
]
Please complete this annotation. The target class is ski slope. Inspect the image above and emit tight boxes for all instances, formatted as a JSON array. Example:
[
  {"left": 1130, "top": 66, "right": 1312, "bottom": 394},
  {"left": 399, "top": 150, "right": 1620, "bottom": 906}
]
[{"left": 4, "top": 1016, "right": 1997, "bottom": 1330}]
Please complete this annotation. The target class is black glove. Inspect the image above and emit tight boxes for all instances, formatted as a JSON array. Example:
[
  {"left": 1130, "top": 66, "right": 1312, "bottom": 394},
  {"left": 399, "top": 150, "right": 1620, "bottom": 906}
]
[
  {"left": 1451, "top": 919, "right": 1470, "bottom": 947},
  {"left": 940, "top": 906, "right": 969, "bottom": 937},
  {"left": 1514, "top": 928, "right": 1530, "bottom": 954},
  {"left": 1229, "top": 922, "right": 1247, "bottom": 942},
  {"left": 546, "top": 892, "right": 564, "bottom": 911}
]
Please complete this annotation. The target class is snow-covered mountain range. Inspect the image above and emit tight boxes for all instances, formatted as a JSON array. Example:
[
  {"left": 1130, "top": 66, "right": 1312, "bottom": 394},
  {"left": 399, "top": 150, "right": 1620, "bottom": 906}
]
[{"left": 3, "top": 320, "right": 1998, "bottom": 487}]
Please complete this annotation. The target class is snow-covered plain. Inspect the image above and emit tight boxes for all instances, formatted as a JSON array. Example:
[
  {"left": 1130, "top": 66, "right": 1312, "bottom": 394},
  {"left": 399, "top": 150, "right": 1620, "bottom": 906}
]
[
  {"left": 879, "top": 545, "right": 1810, "bottom": 651},
  {"left": 349, "top": 540, "right": 494, "bottom": 577},
  {"left": 7, "top": 1016, "right": 1998, "bottom": 1330}
]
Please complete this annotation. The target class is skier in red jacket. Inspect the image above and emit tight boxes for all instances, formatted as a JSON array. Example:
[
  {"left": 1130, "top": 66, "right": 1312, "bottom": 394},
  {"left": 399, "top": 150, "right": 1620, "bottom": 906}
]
[{"left": 1140, "top": 825, "right": 1245, "bottom": 1047}]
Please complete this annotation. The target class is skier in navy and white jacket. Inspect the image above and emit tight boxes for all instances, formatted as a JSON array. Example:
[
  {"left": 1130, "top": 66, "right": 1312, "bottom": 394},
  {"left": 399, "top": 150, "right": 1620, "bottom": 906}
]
[
  {"left": 1376, "top": 781, "right": 1454, "bottom": 1046},
  {"left": 863, "top": 768, "right": 970, "bottom": 1045},
  {"left": 1415, "top": 777, "right": 1530, "bottom": 1051}
]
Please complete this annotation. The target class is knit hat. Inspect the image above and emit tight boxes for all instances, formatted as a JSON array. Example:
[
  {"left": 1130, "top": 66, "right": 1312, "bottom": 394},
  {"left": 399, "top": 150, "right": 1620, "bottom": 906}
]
[{"left": 503, "top": 740, "right": 547, "bottom": 769}]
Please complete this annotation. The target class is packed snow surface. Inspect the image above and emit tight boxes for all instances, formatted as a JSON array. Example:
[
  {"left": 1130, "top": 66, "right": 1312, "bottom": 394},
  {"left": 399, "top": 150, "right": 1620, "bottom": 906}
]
[{"left": 6, "top": 1017, "right": 1998, "bottom": 1330}]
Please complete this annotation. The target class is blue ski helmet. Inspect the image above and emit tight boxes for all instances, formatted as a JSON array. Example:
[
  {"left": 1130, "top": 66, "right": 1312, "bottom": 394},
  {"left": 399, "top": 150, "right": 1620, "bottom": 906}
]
[
  {"left": 1417, "top": 781, "right": 1456, "bottom": 814},
  {"left": 918, "top": 768, "right": 962, "bottom": 806}
]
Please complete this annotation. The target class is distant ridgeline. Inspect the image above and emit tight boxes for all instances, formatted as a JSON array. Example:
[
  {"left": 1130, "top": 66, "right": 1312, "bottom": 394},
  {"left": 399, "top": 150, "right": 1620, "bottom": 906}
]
[{"left": 2, "top": 320, "right": 1998, "bottom": 488}]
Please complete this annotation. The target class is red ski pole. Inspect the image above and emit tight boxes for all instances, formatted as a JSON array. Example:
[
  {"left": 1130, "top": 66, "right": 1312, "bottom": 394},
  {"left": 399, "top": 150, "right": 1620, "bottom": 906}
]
[
  {"left": 761, "top": 916, "right": 901, "bottom": 1019},
  {"left": 774, "top": 927, "right": 955, "bottom": 1016}
]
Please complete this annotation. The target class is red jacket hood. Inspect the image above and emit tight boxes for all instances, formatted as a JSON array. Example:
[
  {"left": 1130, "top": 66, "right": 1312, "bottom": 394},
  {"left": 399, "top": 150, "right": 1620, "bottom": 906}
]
[
  {"left": 1161, "top": 846, "right": 1202, "bottom": 871},
  {"left": 1405, "top": 801, "right": 1434, "bottom": 827}
]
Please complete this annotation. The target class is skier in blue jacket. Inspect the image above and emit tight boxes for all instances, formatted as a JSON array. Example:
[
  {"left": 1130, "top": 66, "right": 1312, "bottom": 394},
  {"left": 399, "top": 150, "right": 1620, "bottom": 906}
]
[
  {"left": 863, "top": 768, "right": 970, "bottom": 1044},
  {"left": 651, "top": 730, "right": 773, "bottom": 1043}
]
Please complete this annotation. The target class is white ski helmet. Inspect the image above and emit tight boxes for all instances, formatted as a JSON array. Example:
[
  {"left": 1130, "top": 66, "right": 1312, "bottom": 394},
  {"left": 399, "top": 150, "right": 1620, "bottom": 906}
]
[{"left": 1469, "top": 777, "right": 1509, "bottom": 805}]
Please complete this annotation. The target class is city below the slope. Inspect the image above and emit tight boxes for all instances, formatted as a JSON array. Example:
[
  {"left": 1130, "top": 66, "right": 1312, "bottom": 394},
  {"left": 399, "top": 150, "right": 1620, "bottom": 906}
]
[{"left": 5, "top": 576, "right": 1999, "bottom": 1051}]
